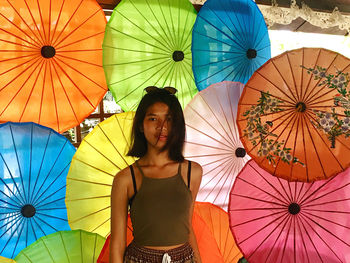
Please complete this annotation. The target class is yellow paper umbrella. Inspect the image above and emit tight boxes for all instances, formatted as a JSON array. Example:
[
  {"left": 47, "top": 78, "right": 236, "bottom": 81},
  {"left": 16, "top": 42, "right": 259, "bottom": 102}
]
[
  {"left": 65, "top": 112, "right": 136, "bottom": 237},
  {"left": 0, "top": 256, "right": 16, "bottom": 263}
]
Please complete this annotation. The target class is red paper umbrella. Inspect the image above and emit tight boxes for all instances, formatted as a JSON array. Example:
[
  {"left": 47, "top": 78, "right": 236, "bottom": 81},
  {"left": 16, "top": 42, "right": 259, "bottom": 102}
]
[
  {"left": 237, "top": 48, "right": 350, "bottom": 182},
  {"left": 184, "top": 81, "right": 249, "bottom": 210},
  {"left": 0, "top": 0, "right": 107, "bottom": 133},
  {"left": 229, "top": 159, "right": 350, "bottom": 263}
]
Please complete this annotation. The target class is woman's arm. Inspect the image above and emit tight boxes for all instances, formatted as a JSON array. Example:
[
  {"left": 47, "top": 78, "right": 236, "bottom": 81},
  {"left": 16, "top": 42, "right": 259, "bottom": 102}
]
[
  {"left": 110, "top": 169, "right": 130, "bottom": 263},
  {"left": 188, "top": 161, "right": 203, "bottom": 263}
]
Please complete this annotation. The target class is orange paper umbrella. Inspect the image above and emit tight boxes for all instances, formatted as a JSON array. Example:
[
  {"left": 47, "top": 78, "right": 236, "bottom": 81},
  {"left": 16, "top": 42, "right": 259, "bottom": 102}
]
[
  {"left": 0, "top": 0, "right": 107, "bottom": 133},
  {"left": 237, "top": 48, "right": 350, "bottom": 182},
  {"left": 97, "top": 203, "right": 239, "bottom": 263}
]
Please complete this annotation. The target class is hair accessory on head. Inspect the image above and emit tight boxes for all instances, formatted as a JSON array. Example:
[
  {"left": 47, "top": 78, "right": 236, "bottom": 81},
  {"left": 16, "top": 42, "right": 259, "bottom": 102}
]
[{"left": 145, "top": 86, "right": 177, "bottom": 95}]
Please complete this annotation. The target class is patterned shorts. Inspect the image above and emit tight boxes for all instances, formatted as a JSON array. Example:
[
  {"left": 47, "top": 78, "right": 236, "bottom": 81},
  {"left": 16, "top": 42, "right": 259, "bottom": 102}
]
[{"left": 124, "top": 241, "right": 196, "bottom": 263}]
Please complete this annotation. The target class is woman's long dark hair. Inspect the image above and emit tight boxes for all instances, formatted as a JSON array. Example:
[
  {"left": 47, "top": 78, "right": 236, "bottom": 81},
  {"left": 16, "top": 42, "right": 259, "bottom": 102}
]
[{"left": 127, "top": 88, "right": 185, "bottom": 162}]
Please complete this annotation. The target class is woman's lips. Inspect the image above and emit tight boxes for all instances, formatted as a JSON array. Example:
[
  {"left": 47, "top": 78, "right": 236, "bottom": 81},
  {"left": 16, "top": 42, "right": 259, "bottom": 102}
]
[{"left": 158, "top": 135, "right": 167, "bottom": 141}]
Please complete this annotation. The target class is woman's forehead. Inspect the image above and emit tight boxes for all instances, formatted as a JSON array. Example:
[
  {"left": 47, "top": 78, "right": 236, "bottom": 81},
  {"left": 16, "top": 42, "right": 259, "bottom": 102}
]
[{"left": 145, "top": 102, "right": 170, "bottom": 115}]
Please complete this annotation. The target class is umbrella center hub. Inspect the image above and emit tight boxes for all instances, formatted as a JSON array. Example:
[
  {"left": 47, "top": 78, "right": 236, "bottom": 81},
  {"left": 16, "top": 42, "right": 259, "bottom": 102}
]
[
  {"left": 21, "top": 204, "right": 36, "bottom": 218},
  {"left": 41, "top": 45, "right": 56, "bottom": 58},
  {"left": 246, "top": 48, "right": 257, "bottom": 59},
  {"left": 235, "top": 147, "right": 246, "bottom": 158},
  {"left": 295, "top": 102, "right": 307, "bottom": 112},
  {"left": 288, "top": 202, "right": 300, "bottom": 215},
  {"left": 172, "top": 50, "right": 184, "bottom": 62}
]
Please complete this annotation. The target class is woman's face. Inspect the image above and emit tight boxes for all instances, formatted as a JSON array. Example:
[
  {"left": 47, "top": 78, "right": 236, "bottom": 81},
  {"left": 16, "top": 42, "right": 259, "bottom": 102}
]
[{"left": 142, "top": 102, "right": 172, "bottom": 149}]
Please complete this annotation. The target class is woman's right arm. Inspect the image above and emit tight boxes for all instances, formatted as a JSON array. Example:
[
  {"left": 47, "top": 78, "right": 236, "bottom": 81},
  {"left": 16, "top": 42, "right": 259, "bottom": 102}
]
[{"left": 110, "top": 170, "right": 130, "bottom": 263}]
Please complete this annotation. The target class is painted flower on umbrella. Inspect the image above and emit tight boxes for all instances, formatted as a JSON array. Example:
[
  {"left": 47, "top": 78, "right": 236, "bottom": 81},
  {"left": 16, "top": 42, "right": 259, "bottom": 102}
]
[
  {"left": 304, "top": 65, "right": 350, "bottom": 147},
  {"left": 243, "top": 92, "right": 302, "bottom": 166}
]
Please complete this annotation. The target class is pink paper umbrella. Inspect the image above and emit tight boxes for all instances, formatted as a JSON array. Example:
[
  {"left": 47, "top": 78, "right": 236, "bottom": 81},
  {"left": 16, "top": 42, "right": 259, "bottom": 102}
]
[
  {"left": 229, "top": 159, "right": 350, "bottom": 263},
  {"left": 184, "top": 81, "right": 249, "bottom": 211}
]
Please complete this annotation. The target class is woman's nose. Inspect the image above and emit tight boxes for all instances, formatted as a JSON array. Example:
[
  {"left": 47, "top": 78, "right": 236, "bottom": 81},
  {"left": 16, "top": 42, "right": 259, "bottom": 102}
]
[{"left": 157, "top": 120, "right": 168, "bottom": 130}]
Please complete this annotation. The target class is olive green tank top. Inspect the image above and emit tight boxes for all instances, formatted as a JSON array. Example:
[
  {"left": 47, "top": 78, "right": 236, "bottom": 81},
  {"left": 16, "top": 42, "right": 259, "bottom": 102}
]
[{"left": 129, "top": 161, "right": 192, "bottom": 246}]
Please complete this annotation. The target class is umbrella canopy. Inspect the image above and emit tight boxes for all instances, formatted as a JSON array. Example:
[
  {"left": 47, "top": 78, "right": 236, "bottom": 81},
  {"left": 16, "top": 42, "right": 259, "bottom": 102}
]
[
  {"left": 97, "top": 203, "right": 240, "bottom": 263},
  {"left": 0, "top": 0, "right": 107, "bottom": 133},
  {"left": 14, "top": 229, "right": 105, "bottom": 262},
  {"left": 184, "top": 81, "right": 249, "bottom": 210},
  {"left": 66, "top": 112, "right": 136, "bottom": 237},
  {"left": 0, "top": 256, "right": 16, "bottom": 263},
  {"left": 191, "top": 0, "right": 271, "bottom": 91},
  {"left": 0, "top": 122, "right": 74, "bottom": 258},
  {"left": 237, "top": 47, "right": 350, "bottom": 182},
  {"left": 103, "top": 0, "right": 198, "bottom": 111},
  {"left": 229, "top": 159, "right": 350, "bottom": 263}
]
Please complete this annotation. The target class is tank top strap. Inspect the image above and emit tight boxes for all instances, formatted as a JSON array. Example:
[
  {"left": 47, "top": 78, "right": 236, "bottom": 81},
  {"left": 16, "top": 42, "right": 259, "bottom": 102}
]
[
  {"left": 177, "top": 162, "right": 182, "bottom": 175},
  {"left": 134, "top": 160, "right": 145, "bottom": 178}
]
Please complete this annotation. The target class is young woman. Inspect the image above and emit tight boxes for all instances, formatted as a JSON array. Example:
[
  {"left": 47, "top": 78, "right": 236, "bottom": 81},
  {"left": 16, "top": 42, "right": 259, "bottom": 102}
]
[{"left": 110, "top": 87, "right": 203, "bottom": 263}]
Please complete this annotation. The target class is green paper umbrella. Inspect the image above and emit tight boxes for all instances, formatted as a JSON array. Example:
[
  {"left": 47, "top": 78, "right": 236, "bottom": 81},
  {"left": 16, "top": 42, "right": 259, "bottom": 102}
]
[
  {"left": 14, "top": 230, "right": 105, "bottom": 263},
  {"left": 103, "top": 0, "right": 198, "bottom": 111}
]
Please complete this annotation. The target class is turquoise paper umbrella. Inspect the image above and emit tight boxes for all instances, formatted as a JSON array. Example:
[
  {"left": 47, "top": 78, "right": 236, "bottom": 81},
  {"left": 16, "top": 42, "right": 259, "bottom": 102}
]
[
  {"left": 192, "top": 0, "right": 271, "bottom": 90},
  {"left": 0, "top": 122, "right": 74, "bottom": 258}
]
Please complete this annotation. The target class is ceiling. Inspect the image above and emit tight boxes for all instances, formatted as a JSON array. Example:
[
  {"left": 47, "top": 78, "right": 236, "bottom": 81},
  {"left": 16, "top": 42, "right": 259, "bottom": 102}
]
[{"left": 96, "top": 0, "right": 350, "bottom": 35}]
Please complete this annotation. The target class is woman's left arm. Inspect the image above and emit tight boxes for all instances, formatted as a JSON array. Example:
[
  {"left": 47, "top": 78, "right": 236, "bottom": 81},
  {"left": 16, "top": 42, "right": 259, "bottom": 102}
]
[{"left": 188, "top": 161, "right": 203, "bottom": 263}]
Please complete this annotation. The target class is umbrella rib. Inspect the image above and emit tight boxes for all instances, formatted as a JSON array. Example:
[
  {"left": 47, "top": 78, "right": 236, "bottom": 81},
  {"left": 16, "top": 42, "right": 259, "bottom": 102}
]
[
  {"left": 192, "top": 29, "right": 239, "bottom": 52},
  {"left": 288, "top": 114, "right": 302, "bottom": 180},
  {"left": 5, "top": 0, "right": 44, "bottom": 46},
  {"left": 184, "top": 140, "right": 235, "bottom": 153},
  {"left": 177, "top": 2, "right": 193, "bottom": 50},
  {"left": 167, "top": 0, "right": 178, "bottom": 49},
  {"left": 304, "top": 111, "right": 344, "bottom": 169},
  {"left": 196, "top": 13, "right": 245, "bottom": 51},
  {"left": 0, "top": 167, "right": 25, "bottom": 205},
  {"left": 107, "top": 25, "right": 170, "bottom": 55},
  {"left": 51, "top": 59, "right": 99, "bottom": 109},
  {"left": 157, "top": 0, "right": 177, "bottom": 50},
  {"left": 226, "top": 84, "right": 241, "bottom": 146},
  {"left": 48, "top": 60, "right": 60, "bottom": 131},
  {"left": 53, "top": 8, "right": 102, "bottom": 48},
  {"left": 0, "top": 28, "right": 40, "bottom": 49},
  {"left": 36, "top": 0, "right": 48, "bottom": 44},
  {"left": 35, "top": 211, "right": 68, "bottom": 222},
  {"left": 66, "top": 195, "right": 110, "bottom": 202},
  {"left": 91, "top": 216, "right": 110, "bottom": 234},
  {"left": 302, "top": 114, "right": 328, "bottom": 179},
  {"left": 0, "top": 198, "right": 21, "bottom": 209},
  {"left": 37, "top": 61, "right": 48, "bottom": 125},
  {"left": 22, "top": 0, "right": 46, "bottom": 44},
  {"left": 300, "top": 212, "right": 348, "bottom": 261},
  {"left": 0, "top": 215, "right": 24, "bottom": 255},
  {"left": 31, "top": 160, "right": 71, "bottom": 207},
  {"left": 95, "top": 122, "right": 130, "bottom": 167},
  {"left": 287, "top": 52, "right": 300, "bottom": 101},
  {"left": 306, "top": 86, "right": 337, "bottom": 107},
  {"left": 72, "top": 157, "right": 117, "bottom": 177},
  {"left": 56, "top": 53, "right": 101, "bottom": 67},
  {"left": 56, "top": 31, "right": 105, "bottom": 50},
  {"left": 245, "top": 84, "right": 295, "bottom": 106},
  {"left": 222, "top": 161, "right": 242, "bottom": 208},
  {"left": 50, "top": 0, "right": 65, "bottom": 44},
  {"left": 236, "top": 212, "right": 289, "bottom": 246},
  {"left": 304, "top": 196, "right": 350, "bottom": 209},
  {"left": 54, "top": 56, "right": 106, "bottom": 90},
  {"left": 19, "top": 60, "right": 46, "bottom": 122},
  {"left": 50, "top": 60, "right": 80, "bottom": 125},
  {"left": 33, "top": 184, "right": 65, "bottom": 209},
  {"left": 30, "top": 139, "right": 70, "bottom": 204},
  {"left": 51, "top": 0, "right": 84, "bottom": 47},
  {"left": 141, "top": 0, "right": 175, "bottom": 50},
  {"left": 302, "top": 52, "right": 339, "bottom": 103},
  {"left": 102, "top": 44, "right": 166, "bottom": 56},
  {"left": 196, "top": 93, "right": 237, "bottom": 146},
  {"left": 69, "top": 205, "right": 110, "bottom": 224},
  {"left": 186, "top": 121, "right": 233, "bottom": 150},
  {"left": 199, "top": 156, "right": 233, "bottom": 192},
  {"left": 270, "top": 60, "right": 298, "bottom": 102},
  {"left": 226, "top": 0, "right": 249, "bottom": 47},
  {"left": 302, "top": 209, "right": 350, "bottom": 230}
]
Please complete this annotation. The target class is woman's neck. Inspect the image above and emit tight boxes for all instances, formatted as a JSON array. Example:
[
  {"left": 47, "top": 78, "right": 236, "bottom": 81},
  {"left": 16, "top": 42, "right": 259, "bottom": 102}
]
[{"left": 140, "top": 148, "right": 173, "bottom": 166}]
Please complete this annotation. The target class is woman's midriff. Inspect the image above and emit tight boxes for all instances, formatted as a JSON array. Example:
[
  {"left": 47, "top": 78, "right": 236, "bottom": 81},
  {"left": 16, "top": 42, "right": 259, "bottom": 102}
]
[{"left": 143, "top": 243, "right": 186, "bottom": 250}]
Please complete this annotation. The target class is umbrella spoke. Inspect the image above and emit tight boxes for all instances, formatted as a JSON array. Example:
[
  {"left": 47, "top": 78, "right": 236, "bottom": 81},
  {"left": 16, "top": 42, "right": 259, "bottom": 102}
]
[
  {"left": 0, "top": 198, "right": 21, "bottom": 209},
  {"left": 69, "top": 205, "right": 110, "bottom": 224},
  {"left": 22, "top": 0, "right": 45, "bottom": 44},
  {"left": 0, "top": 28, "right": 39, "bottom": 50},
  {"left": 19, "top": 59, "right": 46, "bottom": 122},
  {"left": 0, "top": 171, "right": 25, "bottom": 206},
  {"left": 5, "top": 0, "right": 44, "bottom": 46},
  {"left": 47, "top": 60, "right": 59, "bottom": 130},
  {"left": 33, "top": 185, "right": 65, "bottom": 209},
  {"left": 185, "top": 140, "right": 235, "bottom": 153},
  {"left": 36, "top": 0, "right": 48, "bottom": 44},
  {"left": 50, "top": 0, "right": 65, "bottom": 44},
  {"left": 50, "top": 59, "right": 80, "bottom": 125},
  {"left": 302, "top": 52, "right": 339, "bottom": 103},
  {"left": 300, "top": 213, "right": 347, "bottom": 262},
  {"left": 72, "top": 157, "right": 116, "bottom": 177},
  {"left": 66, "top": 195, "right": 110, "bottom": 202},
  {"left": 31, "top": 160, "right": 71, "bottom": 207},
  {"left": 287, "top": 52, "right": 300, "bottom": 101},
  {"left": 51, "top": 0, "right": 84, "bottom": 47},
  {"left": 53, "top": 8, "right": 102, "bottom": 48},
  {"left": 302, "top": 209, "right": 350, "bottom": 230},
  {"left": 103, "top": 45, "right": 166, "bottom": 56},
  {"left": 35, "top": 212, "right": 68, "bottom": 222},
  {"left": 0, "top": 215, "right": 24, "bottom": 255},
  {"left": 245, "top": 84, "right": 295, "bottom": 106},
  {"left": 55, "top": 54, "right": 101, "bottom": 68},
  {"left": 57, "top": 31, "right": 104, "bottom": 50},
  {"left": 33, "top": 214, "right": 59, "bottom": 232},
  {"left": 177, "top": 5, "right": 193, "bottom": 50},
  {"left": 91, "top": 216, "right": 110, "bottom": 234}
]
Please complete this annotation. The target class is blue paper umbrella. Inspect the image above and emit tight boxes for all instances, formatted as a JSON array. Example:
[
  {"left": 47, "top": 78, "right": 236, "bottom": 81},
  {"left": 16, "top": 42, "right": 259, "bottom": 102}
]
[
  {"left": 192, "top": 0, "right": 271, "bottom": 90},
  {"left": 0, "top": 122, "right": 75, "bottom": 258}
]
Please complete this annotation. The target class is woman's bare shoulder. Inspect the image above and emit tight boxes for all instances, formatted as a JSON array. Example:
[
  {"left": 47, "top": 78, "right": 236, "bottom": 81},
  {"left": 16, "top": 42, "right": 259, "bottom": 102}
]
[
  {"left": 112, "top": 165, "right": 133, "bottom": 187},
  {"left": 187, "top": 160, "right": 202, "bottom": 174}
]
